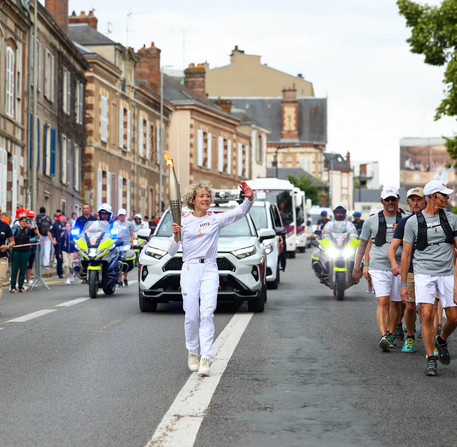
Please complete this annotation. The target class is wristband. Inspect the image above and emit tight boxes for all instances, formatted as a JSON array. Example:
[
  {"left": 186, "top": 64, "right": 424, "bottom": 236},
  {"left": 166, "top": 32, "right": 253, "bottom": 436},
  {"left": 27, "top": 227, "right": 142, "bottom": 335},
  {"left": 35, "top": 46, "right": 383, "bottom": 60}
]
[
  {"left": 363, "top": 264, "right": 369, "bottom": 267},
  {"left": 353, "top": 268, "right": 361, "bottom": 272},
  {"left": 400, "top": 284, "right": 408, "bottom": 287}
]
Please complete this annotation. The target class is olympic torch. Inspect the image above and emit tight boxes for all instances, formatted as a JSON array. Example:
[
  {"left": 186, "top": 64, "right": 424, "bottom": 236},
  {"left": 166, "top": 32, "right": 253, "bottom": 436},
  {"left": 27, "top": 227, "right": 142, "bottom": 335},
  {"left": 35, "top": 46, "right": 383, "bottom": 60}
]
[{"left": 165, "top": 152, "right": 182, "bottom": 241}]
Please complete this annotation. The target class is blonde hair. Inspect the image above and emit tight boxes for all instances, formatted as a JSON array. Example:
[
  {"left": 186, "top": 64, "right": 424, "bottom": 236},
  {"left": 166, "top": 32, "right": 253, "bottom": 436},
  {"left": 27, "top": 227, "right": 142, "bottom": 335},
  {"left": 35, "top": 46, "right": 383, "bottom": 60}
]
[{"left": 183, "top": 181, "right": 214, "bottom": 210}]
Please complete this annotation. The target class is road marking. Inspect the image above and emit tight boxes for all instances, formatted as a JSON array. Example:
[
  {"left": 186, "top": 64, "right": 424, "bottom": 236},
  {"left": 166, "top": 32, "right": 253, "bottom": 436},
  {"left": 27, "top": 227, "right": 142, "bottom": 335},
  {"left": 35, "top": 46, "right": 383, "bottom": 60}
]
[
  {"left": 56, "top": 297, "right": 89, "bottom": 307},
  {"left": 8, "top": 309, "right": 57, "bottom": 323},
  {"left": 146, "top": 312, "right": 253, "bottom": 447}
]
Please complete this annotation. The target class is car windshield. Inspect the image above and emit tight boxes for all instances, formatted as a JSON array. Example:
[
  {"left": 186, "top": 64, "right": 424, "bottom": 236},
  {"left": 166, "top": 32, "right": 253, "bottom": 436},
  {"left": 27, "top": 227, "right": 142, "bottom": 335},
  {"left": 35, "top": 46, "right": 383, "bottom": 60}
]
[
  {"left": 249, "top": 206, "right": 267, "bottom": 230},
  {"left": 155, "top": 210, "right": 253, "bottom": 237}
]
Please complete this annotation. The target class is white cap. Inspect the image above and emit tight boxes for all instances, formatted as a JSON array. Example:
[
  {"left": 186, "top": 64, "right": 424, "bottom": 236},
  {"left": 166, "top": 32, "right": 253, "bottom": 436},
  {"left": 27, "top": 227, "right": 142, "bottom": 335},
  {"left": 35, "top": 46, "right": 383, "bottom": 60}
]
[
  {"left": 380, "top": 186, "right": 399, "bottom": 199},
  {"left": 423, "top": 180, "right": 454, "bottom": 196},
  {"left": 118, "top": 208, "right": 127, "bottom": 215},
  {"left": 369, "top": 208, "right": 378, "bottom": 216}
]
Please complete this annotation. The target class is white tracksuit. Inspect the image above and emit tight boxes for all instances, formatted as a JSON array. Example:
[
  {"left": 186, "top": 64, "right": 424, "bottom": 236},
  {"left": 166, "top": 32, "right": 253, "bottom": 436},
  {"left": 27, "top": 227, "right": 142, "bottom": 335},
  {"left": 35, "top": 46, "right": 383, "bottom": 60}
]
[{"left": 168, "top": 198, "right": 254, "bottom": 359}]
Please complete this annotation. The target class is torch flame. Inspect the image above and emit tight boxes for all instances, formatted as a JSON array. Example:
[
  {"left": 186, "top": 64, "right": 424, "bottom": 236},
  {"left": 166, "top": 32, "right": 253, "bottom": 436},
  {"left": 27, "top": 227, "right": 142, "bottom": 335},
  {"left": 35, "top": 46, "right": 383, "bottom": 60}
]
[{"left": 164, "top": 151, "right": 174, "bottom": 167}]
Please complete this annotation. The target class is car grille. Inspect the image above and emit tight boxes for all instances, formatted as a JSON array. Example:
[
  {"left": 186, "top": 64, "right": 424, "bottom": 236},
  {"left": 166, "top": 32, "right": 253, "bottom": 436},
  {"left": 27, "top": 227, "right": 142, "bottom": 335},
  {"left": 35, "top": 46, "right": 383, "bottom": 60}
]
[{"left": 163, "top": 257, "right": 235, "bottom": 272}]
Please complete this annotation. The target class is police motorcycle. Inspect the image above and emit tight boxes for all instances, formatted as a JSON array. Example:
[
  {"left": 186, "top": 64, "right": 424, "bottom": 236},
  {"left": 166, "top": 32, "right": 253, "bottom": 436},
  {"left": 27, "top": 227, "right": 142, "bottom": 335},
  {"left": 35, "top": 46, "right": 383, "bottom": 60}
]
[
  {"left": 71, "top": 204, "right": 127, "bottom": 298},
  {"left": 132, "top": 214, "right": 149, "bottom": 263},
  {"left": 311, "top": 204, "right": 360, "bottom": 301}
]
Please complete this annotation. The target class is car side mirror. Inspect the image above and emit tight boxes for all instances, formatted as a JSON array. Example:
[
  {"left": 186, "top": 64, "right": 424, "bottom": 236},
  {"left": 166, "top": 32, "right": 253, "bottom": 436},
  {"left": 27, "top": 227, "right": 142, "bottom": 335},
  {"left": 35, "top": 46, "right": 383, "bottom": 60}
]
[
  {"left": 258, "top": 228, "right": 276, "bottom": 243},
  {"left": 275, "top": 226, "right": 286, "bottom": 237},
  {"left": 137, "top": 228, "right": 151, "bottom": 240}
]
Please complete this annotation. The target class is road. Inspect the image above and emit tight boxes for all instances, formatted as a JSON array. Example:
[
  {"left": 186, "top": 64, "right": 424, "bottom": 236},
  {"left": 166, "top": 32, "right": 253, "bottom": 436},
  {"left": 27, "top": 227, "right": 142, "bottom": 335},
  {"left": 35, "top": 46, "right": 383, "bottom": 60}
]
[{"left": 0, "top": 252, "right": 456, "bottom": 447}]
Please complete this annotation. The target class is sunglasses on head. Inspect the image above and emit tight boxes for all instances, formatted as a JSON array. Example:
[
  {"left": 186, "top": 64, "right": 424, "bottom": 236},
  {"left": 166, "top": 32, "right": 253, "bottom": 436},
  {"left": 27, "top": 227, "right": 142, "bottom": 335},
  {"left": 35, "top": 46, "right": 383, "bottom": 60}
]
[{"left": 383, "top": 197, "right": 397, "bottom": 203}]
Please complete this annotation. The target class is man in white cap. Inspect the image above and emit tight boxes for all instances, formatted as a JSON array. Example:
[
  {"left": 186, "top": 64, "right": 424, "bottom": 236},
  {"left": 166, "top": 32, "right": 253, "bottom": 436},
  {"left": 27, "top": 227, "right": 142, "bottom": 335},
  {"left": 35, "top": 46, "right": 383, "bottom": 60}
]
[
  {"left": 401, "top": 180, "right": 457, "bottom": 376},
  {"left": 353, "top": 186, "right": 406, "bottom": 352},
  {"left": 388, "top": 187, "right": 426, "bottom": 354}
]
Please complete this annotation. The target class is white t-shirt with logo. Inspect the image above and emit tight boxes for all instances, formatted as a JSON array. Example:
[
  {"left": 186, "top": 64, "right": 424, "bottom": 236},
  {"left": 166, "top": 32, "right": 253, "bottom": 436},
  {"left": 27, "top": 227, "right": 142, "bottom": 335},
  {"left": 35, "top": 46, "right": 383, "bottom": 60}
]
[{"left": 168, "top": 198, "right": 253, "bottom": 262}]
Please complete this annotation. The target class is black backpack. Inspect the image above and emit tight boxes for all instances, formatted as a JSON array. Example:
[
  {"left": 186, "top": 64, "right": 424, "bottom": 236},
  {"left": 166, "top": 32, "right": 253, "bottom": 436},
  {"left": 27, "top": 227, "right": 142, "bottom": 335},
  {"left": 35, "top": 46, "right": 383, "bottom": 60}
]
[
  {"left": 36, "top": 214, "right": 52, "bottom": 236},
  {"left": 14, "top": 226, "right": 30, "bottom": 247},
  {"left": 374, "top": 210, "right": 404, "bottom": 247},
  {"left": 415, "top": 210, "right": 455, "bottom": 251}
]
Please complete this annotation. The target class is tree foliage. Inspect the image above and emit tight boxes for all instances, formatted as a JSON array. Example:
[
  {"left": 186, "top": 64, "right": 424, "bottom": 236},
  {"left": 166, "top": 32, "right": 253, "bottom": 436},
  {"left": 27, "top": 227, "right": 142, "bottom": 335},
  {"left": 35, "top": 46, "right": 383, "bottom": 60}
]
[
  {"left": 397, "top": 0, "right": 457, "bottom": 157},
  {"left": 287, "top": 174, "right": 319, "bottom": 205}
]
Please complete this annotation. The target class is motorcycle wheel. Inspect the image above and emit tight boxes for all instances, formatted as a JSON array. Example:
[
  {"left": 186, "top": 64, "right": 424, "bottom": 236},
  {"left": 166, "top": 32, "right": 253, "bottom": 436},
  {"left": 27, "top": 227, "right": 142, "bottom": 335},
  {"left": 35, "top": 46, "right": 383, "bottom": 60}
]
[
  {"left": 88, "top": 270, "right": 98, "bottom": 299},
  {"left": 103, "top": 280, "right": 116, "bottom": 296},
  {"left": 335, "top": 271, "right": 345, "bottom": 301}
]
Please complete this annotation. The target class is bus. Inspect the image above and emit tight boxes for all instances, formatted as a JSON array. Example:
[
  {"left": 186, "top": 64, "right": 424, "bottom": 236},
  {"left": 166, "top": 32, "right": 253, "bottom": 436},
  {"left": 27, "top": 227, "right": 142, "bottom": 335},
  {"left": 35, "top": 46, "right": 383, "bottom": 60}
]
[{"left": 247, "top": 178, "right": 302, "bottom": 258}]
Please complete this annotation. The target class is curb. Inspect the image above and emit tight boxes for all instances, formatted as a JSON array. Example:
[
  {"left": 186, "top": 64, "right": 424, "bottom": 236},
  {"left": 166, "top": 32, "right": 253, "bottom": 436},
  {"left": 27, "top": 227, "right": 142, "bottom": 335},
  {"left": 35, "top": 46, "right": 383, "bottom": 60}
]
[{"left": 2, "top": 267, "right": 59, "bottom": 289}]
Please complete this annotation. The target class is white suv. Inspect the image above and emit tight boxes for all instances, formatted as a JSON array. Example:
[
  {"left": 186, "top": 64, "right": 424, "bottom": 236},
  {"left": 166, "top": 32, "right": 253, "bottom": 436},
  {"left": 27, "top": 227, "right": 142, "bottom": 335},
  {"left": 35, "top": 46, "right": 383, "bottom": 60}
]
[
  {"left": 137, "top": 194, "right": 276, "bottom": 313},
  {"left": 248, "top": 201, "right": 286, "bottom": 289}
]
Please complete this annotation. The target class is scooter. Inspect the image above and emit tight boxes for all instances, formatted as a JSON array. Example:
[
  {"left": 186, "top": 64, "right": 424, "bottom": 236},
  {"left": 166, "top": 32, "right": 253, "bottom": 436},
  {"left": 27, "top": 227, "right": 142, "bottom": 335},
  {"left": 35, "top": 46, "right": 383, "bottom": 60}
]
[
  {"left": 310, "top": 222, "right": 360, "bottom": 301},
  {"left": 132, "top": 234, "right": 148, "bottom": 263},
  {"left": 71, "top": 221, "right": 124, "bottom": 298}
]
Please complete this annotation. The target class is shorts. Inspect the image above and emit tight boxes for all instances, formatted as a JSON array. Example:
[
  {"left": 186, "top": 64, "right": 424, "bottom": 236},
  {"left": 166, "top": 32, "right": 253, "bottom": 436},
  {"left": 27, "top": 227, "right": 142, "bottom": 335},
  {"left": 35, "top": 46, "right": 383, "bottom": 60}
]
[
  {"left": 414, "top": 274, "right": 456, "bottom": 308},
  {"left": 406, "top": 272, "right": 415, "bottom": 303},
  {"left": 369, "top": 270, "right": 401, "bottom": 302}
]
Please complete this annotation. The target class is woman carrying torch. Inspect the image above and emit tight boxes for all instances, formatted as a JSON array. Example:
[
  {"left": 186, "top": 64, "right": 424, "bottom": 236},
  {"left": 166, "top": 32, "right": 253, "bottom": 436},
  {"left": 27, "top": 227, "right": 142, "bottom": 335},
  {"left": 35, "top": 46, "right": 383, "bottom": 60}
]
[{"left": 168, "top": 180, "right": 254, "bottom": 377}]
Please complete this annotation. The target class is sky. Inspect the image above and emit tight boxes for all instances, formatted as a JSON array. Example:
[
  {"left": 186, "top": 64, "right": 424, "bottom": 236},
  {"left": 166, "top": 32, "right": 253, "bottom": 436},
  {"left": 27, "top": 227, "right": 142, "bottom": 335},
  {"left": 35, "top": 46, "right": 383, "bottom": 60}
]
[{"left": 67, "top": 0, "right": 456, "bottom": 187}]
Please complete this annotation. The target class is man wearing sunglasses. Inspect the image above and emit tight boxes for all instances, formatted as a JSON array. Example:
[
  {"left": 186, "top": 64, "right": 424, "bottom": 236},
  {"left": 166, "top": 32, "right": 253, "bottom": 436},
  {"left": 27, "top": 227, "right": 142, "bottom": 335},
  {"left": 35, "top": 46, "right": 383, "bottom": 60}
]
[
  {"left": 401, "top": 180, "right": 457, "bottom": 376},
  {"left": 353, "top": 186, "right": 405, "bottom": 352}
]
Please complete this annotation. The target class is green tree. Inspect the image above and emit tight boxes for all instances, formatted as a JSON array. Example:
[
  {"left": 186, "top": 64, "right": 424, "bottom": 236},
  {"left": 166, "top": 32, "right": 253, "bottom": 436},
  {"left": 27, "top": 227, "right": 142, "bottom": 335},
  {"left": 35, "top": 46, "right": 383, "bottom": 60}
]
[
  {"left": 397, "top": 0, "right": 457, "bottom": 157},
  {"left": 287, "top": 174, "right": 319, "bottom": 204}
]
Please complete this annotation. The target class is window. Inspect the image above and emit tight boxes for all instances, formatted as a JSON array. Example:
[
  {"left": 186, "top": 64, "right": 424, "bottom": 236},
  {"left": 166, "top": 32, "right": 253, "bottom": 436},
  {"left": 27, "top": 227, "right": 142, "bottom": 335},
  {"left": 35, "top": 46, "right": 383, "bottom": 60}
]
[
  {"left": 73, "top": 144, "right": 81, "bottom": 192},
  {"left": 126, "top": 109, "right": 131, "bottom": 151},
  {"left": 218, "top": 136, "right": 224, "bottom": 172},
  {"left": 119, "top": 106, "right": 130, "bottom": 150},
  {"left": 106, "top": 172, "right": 111, "bottom": 203},
  {"left": 44, "top": 48, "right": 55, "bottom": 102},
  {"left": 118, "top": 175, "right": 123, "bottom": 209},
  {"left": 197, "top": 129, "right": 204, "bottom": 167},
  {"left": 62, "top": 67, "right": 71, "bottom": 114},
  {"left": 75, "top": 80, "right": 84, "bottom": 124},
  {"left": 227, "top": 140, "right": 232, "bottom": 174},
  {"left": 206, "top": 133, "right": 212, "bottom": 169},
  {"left": 6, "top": 47, "right": 15, "bottom": 117},
  {"left": 97, "top": 168, "right": 103, "bottom": 210},
  {"left": 101, "top": 95, "right": 108, "bottom": 142},
  {"left": 37, "top": 41, "right": 42, "bottom": 92},
  {"left": 237, "top": 143, "right": 243, "bottom": 177},
  {"left": 0, "top": 149, "right": 7, "bottom": 212}
]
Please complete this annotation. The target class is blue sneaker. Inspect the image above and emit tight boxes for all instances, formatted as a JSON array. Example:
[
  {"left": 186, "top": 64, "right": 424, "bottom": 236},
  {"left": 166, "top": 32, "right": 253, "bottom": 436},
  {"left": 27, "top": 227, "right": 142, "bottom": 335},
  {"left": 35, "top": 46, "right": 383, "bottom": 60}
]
[
  {"left": 402, "top": 337, "right": 415, "bottom": 353},
  {"left": 386, "top": 332, "right": 397, "bottom": 348}
]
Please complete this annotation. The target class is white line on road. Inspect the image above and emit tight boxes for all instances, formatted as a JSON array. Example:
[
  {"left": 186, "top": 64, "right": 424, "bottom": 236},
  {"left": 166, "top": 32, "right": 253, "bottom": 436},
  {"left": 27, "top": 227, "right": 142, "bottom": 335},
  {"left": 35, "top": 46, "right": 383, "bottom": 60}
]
[
  {"left": 56, "top": 298, "right": 89, "bottom": 307},
  {"left": 8, "top": 309, "right": 58, "bottom": 323},
  {"left": 146, "top": 312, "right": 253, "bottom": 447}
]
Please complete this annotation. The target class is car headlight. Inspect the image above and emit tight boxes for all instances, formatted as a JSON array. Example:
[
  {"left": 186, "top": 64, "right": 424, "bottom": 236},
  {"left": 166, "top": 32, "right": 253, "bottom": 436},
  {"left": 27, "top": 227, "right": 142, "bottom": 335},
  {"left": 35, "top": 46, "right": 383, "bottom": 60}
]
[
  {"left": 263, "top": 243, "right": 273, "bottom": 255},
  {"left": 342, "top": 246, "right": 355, "bottom": 259},
  {"left": 231, "top": 245, "right": 256, "bottom": 259},
  {"left": 145, "top": 246, "right": 167, "bottom": 259}
]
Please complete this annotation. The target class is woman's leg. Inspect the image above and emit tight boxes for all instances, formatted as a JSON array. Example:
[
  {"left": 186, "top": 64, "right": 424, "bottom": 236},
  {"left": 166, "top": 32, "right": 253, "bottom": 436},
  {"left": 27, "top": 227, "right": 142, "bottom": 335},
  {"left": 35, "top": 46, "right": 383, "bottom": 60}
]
[
  {"left": 10, "top": 253, "right": 20, "bottom": 290},
  {"left": 181, "top": 264, "right": 202, "bottom": 354}
]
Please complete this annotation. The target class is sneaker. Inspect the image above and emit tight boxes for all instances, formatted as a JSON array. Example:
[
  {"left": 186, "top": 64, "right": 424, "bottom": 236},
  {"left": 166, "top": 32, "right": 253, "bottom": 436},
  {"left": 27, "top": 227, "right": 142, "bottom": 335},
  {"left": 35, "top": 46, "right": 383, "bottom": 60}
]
[
  {"left": 386, "top": 332, "right": 397, "bottom": 348},
  {"left": 198, "top": 358, "right": 210, "bottom": 377},
  {"left": 437, "top": 324, "right": 443, "bottom": 336},
  {"left": 117, "top": 280, "right": 123, "bottom": 287},
  {"left": 188, "top": 353, "right": 200, "bottom": 372},
  {"left": 425, "top": 357, "right": 437, "bottom": 376},
  {"left": 402, "top": 337, "right": 415, "bottom": 353},
  {"left": 435, "top": 336, "right": 451, "bottom": 365},
  {"left": 66, "top": 278, "right": 71, "bottom": 285},
  {"left": 44, "top": 266, "right": 50, "bottom": 270},
  {"left": 395, "top": 324, "right": 404, "bottom": 342},
  {"left": 434, "top": 348, "right": 439, "bottom": 359},
  {"left": 379, "top": 335, "right": 390, "bottom": 352},
  {"left": 123, "top": 279, "right": 128, "bottom": 287}
]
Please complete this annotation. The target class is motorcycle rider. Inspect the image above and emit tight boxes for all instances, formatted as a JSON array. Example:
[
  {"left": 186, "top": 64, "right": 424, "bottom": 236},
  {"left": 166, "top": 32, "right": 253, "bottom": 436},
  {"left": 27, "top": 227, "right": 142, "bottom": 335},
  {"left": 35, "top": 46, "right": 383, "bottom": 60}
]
[
  {"left": 98, "top": 203, "right": 114, "bottom": 223},
  {"left": 113, "top": 208, "right": 134, "bottom": 287},
  {"left": 322, "top": 202, "right": 356, "bottom": 235},
  {"left": 133, "top": 214, "right": 148, "bottom": 235}
]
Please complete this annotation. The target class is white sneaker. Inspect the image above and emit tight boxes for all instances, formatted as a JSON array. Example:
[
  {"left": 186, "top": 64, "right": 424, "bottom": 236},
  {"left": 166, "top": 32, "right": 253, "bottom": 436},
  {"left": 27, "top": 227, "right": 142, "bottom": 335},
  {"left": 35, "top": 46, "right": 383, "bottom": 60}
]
[
  {"left": 188, "top": 353, "right": 200, "bottom": 372},
  {"left": 70, "top": 274, "right": 75, "bottom": 281},
  {"left": 198, "top": 358, "right": 210, "bottom": 377},
  {"left": 66, "top": 278, "right": 71, "bottom": 284}
]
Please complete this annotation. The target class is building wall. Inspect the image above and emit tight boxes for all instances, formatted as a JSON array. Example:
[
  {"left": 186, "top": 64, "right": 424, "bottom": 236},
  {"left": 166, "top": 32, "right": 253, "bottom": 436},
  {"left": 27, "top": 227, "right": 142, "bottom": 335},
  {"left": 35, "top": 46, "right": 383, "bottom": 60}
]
[{"left": 206, "top": 48, "right": 314, "bottom": 98}]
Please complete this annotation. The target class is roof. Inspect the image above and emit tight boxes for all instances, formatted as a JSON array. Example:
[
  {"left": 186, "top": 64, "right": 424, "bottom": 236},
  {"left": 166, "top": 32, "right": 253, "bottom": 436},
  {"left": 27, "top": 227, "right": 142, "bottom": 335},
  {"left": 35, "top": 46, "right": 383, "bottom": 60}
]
[
  {"left": 223, "top": 97, "right": 327, "bottom": 144},
  {"left": 68, "top": 23, "right": 118, "bottom": 46},
  {"left": 324, "top": 152, "right": 351, "bottom": 171},
  {"left": 266, "top": 167, "right": 327, "bottom": 188}
]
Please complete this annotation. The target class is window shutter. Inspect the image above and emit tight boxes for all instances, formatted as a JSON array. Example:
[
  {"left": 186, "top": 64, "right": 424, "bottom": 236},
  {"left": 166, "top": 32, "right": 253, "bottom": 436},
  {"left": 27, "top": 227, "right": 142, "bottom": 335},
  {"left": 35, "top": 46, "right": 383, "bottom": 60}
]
[
  {"left": 118, "top": 176, "right": 123, "bottom": 210},
  {"left": 126, "top": 179, "right": 131, "bottom": 217},
  {"left": 146, "top": 121, "right": 150, "bottom": 159},
  {"left": 207, "top": 133, "right": 212, "bottom": 169},
  {"left": 246, "top": 145, "right": 250, "bottom": 178},
  {"left": 118, "top": 106, "right": 124, "bottom": 148},
  {"left": 62, "top": 67, "right": 66, "bottom": 112},
  {"left": 237, "top": 143, "right": 243, "bottom": 177},
  {"left": 106, "top": 171, "right": 111, "bottom": 203},
  {"left": 11, "top": 155, "right": 17, "bottom": 215},
  {"left": 0, "top": 149, "right": 7, "bottom": 212},
  {"left": 29, "top": 113, "right": 33, "bottom": 168},
  {"left": 97, "top": 169, "right": 103, "bottom": 210},
  {"left": 67, "top": 70, "right": 71, "bottom": 114},
  {"left": 60, "top": 134, "right": 65, "bottom": 183},
  {"left": 50, "top": 127, "right": 56, "bottom": 177},
  {"left": 218, "top": 137, "right": 224, "bottom": 172},
  {"left": 197, "top": 129, "right": 204, "bottom": 167},
  {"left": 138, "top": 117, "right": 144, "bottom": 157},
  {"left": 50, "top": 53, "right": 55, "bottom": 102},
  {"left": 126, "top": 109, "right": 131, "bottom": 151},
  {"left": 44, "top": 123, "right": 48, "bottom": 175},
  {"left": 227, "top": 140, "right": 232, "bottom": 174},
  {"left": 37, "top": 118, "right": 40, "bottom": 170},
  {"left": 67, "top": 138, "right": 71, "bottom": 185}
]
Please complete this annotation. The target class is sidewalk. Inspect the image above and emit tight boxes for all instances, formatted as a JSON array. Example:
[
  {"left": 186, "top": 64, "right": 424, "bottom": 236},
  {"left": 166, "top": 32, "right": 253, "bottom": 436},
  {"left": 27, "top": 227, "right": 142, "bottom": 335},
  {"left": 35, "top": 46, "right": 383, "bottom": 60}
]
[{"left": 1, "top": 264, "right": 59, "bottom": 289}]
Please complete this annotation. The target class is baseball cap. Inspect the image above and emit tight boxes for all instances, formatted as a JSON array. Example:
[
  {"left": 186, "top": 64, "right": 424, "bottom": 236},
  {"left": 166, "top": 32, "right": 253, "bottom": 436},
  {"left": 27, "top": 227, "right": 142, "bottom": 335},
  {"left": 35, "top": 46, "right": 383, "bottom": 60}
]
[
  {"left": 407, "top": 187, "right": 424, "bottom": 198},
  {"left": 423, "top": 180, "right": 454, "bottom": 196},
  {"left": 15, "top": 207, "right": 26, "bottom": 218},
  {"left": 118, "top": 208, "right": 127, "bottom": 215},
  {"left": 320, "top": 210, "right": 328, "bottom": 216},
  {"left": 56, "top": 213, "right": 63, "bottom": 220},
  {"left": 369, "top": 208, "right": 378, "bottom": 216},
  {"left": 380, "top": 186, "right": 399, "bottom": 199},
  {"left": 26, "top": 210, "right": 36, "bottom": 218}
]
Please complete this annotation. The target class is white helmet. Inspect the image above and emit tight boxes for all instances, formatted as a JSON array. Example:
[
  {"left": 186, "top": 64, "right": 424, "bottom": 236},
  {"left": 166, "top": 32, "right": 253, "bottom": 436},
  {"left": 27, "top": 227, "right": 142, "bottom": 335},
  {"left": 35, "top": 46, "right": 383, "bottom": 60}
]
[
  {"left": 98, "top": 203, "right": 113, "bottom": 222},
  {"left": 332, "top": 202, "right": 347, "bottom": 221},
  {"left": 134, "top": 214, "right": 142, "bottom": 220}
]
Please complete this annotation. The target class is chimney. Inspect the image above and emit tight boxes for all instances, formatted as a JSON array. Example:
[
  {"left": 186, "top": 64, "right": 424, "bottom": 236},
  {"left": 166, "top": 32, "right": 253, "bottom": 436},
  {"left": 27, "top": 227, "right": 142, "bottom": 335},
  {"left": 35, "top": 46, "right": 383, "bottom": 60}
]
[
  {"left": 214, "top": 98, "right": 232, "bottom": 114},
  {"left": 346, "top": 151, "right": 351, "bottom": 165},
  {"left": 184, "top": 63, "right": 206, "bottom": 98},
  {"left": 135, "top": 42, "right": 161, "bottom": 93},
  {"left": 69, "top": 10, "right": 98, "bottom": 30},
  {"left": 45, "top": 0, "right": 69, "bottom": 34},
  {"left": 280, "top": 85, "right": 298, "bottom": 140}
]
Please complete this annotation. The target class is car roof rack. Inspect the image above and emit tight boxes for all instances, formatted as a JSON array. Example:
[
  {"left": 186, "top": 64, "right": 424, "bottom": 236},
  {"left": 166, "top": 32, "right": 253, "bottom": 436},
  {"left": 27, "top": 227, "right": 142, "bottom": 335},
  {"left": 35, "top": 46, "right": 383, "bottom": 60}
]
[{"left": 213, "top": 189, "right": 243, "bottom": 204}]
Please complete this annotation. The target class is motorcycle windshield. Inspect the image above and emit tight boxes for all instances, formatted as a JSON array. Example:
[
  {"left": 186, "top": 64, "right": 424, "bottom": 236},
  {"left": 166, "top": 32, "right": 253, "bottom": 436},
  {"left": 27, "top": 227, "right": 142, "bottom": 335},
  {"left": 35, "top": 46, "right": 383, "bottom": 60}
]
[
  {"left": 330, "top": 222, "right": 350, "bottom": 246},
  {"left": 82, "top": 220, "right": 110, "bottom": 247}
]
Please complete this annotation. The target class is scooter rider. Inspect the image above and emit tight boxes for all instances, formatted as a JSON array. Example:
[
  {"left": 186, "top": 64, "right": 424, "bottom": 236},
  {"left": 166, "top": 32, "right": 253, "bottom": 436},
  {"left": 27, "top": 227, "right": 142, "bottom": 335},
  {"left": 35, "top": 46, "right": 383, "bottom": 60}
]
[
  {"left": 322, "top": 202, "right": 356, "bottom": 235},
  {"left": 133, "top": 214, "right": 148, "bottom": 235}
]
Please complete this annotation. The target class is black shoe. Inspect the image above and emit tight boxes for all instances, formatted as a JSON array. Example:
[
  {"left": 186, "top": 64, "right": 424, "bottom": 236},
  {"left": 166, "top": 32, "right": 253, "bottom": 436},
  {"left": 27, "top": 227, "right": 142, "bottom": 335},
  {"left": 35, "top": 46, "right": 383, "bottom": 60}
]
[
  {"left": 425, "top": 357, "right": 437, "bottom": 376},
  {"left": 123, "top": 279, "right": 128, "bottom": 287},
  {"left": 117, "top": 280, "right": 123, "bottom": 287},
  {"left": 58, "top": 275, "right": 64, "bottom": 279},
  {"left": 435, "top": 336, "right": 451, "bottom": 365},
  {"left": 394, "top": 323, "right": 404, "bottom": 342}
]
